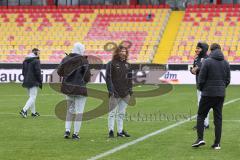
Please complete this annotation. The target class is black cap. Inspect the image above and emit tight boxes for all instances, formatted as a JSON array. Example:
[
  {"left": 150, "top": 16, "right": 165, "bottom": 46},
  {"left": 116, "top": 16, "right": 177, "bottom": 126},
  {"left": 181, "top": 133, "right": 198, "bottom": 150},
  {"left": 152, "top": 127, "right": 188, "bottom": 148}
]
[
  {"left": 197, "top": 42, "right": 204, "bottom": 49},
  {"left": 32, "top": 48, "right": 40, "bottom": 52}
]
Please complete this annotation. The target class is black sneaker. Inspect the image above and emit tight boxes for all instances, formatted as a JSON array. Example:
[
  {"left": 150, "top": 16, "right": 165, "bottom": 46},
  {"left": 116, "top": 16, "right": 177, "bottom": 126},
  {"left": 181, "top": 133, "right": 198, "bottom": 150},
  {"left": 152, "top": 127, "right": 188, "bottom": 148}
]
[
  {"left": 64, "top": 131, "right": 70, "bottom": 139},
  {"left": 192, "top": 139, "right": 206, "bottom": 148},
  {"left": 72, "top": 134, "right": 80, "bottom": 140},
  {"left": 211, "top": 144, "right": 221, "bottom": 150},
  {"left": 204, "top": 125, "right": 210, "bottom": 129},
  {"left": 31, "top": 112, "right": 40, "bottom": 117},
  {"left": 19, "top": 109, "right": 27, "bottom": 118},
  {"left": 117, "top": 130, "right": 130, "bottom": 137},
  {"left": 109, "top": 130, "right": 114, "bottom": 138}
]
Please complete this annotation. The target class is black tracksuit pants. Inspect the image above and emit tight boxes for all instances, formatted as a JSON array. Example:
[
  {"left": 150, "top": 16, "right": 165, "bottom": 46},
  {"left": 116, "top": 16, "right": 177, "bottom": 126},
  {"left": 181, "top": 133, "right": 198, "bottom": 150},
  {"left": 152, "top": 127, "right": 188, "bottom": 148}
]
[{"left": 197, "top": 96, "right": 225, "bottom": 144}]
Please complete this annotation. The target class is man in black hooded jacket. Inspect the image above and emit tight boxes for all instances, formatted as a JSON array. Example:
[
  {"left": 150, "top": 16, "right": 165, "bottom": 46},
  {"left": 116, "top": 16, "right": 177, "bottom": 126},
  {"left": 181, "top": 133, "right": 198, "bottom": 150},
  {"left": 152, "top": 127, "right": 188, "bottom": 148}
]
[
  {"left": 192, "top": 43, "right": 231, "bottom": 150},
  {"left": 190, "top": 42, "right": 210, "bottom": 129},
  {"left": 20, "top": 48, "right": 42, "bottom": 118}
]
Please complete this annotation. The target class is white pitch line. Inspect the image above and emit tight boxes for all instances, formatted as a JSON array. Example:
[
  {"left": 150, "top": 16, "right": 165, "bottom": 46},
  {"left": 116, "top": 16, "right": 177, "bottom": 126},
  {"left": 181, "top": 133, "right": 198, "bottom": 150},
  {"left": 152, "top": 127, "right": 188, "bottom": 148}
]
[{"left": 87, "top": 98, "right": 240, "bottom": 160}]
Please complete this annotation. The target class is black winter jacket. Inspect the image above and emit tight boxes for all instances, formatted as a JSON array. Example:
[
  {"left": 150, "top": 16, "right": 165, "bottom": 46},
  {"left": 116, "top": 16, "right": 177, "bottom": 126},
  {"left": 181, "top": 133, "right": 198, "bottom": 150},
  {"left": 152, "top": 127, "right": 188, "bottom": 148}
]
[
  {"left": 22, "top": 56, "right": 42, "bottom": 88},
  {"left": 57, "top": 53, "right": 91, "bottom": 96},
  {"left": 198, "top": 49, "right": 231, "bottom": 97},
  {"left": 106, "top": 59, "right": 132, "bottom": 98}
]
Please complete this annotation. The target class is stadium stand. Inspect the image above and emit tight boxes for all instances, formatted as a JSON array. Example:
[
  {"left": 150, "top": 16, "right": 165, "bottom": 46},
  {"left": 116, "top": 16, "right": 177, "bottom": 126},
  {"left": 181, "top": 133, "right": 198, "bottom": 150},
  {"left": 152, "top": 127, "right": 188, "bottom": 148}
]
[
  {"left": 0, "top": 5, "right": 170, "bottom": 63},
  {"left": 169, "top": 4, "right": 240, "bottom": 64},
  {"left": 153, "top": 11, "right": 184, "bottom": 64}
]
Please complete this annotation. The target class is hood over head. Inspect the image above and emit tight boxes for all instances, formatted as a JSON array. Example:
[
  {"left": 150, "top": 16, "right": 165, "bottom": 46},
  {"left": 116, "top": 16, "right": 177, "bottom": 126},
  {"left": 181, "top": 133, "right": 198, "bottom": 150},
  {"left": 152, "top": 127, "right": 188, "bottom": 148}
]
[
  {"left": 197, "top": 42, "right": 209, "bottom": 58},
  {"left": 209, "top": 49, "right": 224, "bottom": 61},
  {"left": 72, "top": 42, "right": 85, "bottom": 55}
]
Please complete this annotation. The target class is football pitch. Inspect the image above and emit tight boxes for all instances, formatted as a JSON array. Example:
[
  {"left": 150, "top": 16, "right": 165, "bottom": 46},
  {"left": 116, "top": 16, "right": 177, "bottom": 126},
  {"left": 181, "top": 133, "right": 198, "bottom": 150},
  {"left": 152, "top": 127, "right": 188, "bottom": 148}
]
[{"left": 0, "top": 83, "right": 239, "bottom": 160}]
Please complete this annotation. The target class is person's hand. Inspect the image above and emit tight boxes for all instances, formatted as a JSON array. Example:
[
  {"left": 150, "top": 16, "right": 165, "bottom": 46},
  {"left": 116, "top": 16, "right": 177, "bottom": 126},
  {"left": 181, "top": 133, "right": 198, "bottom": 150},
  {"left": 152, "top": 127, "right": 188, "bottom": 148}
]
[{"left": 191, "top": 67, "right": 198, "bottom": 75}]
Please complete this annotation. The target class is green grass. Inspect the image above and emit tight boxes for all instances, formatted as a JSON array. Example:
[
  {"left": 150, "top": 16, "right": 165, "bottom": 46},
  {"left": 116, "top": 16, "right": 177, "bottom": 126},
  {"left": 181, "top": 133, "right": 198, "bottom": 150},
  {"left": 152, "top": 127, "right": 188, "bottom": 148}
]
[{"left": 0, "top": 83, "right": 239, "bottom": 160}]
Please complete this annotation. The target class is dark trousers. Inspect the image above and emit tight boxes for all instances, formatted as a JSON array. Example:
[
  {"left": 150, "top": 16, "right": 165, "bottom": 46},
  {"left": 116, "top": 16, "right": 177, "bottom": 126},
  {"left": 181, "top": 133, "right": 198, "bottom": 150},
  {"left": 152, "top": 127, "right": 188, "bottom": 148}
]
[{"left": 197, "top": 96, "right": 225, "bottom": 144}]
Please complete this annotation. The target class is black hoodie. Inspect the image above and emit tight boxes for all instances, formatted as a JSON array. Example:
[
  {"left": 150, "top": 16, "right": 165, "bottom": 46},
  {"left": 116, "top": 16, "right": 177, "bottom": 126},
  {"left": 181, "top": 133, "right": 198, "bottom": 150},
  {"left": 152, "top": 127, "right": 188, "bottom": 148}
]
[
  {"left": 22, "top": 55, "right": 42, "bottom": 88},
  {"left": 191, "top": 42, "right": 209, "bottom": 88},
  {"left": 198, "top": 49, "right": 231, "bottom": 97}
]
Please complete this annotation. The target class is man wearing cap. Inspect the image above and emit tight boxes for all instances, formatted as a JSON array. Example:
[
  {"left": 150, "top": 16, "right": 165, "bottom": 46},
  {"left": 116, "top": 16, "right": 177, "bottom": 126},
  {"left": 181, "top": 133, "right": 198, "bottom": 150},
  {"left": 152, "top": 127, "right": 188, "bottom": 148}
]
[
  {"left": 190, "top": 42, "right": 210, "bottom": 129},
  {"left": 57, "top": 42, "right": 91, "bottom": 140},
  {"left": 20, "top": 48, "right": 42, "bottom": 118}
]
